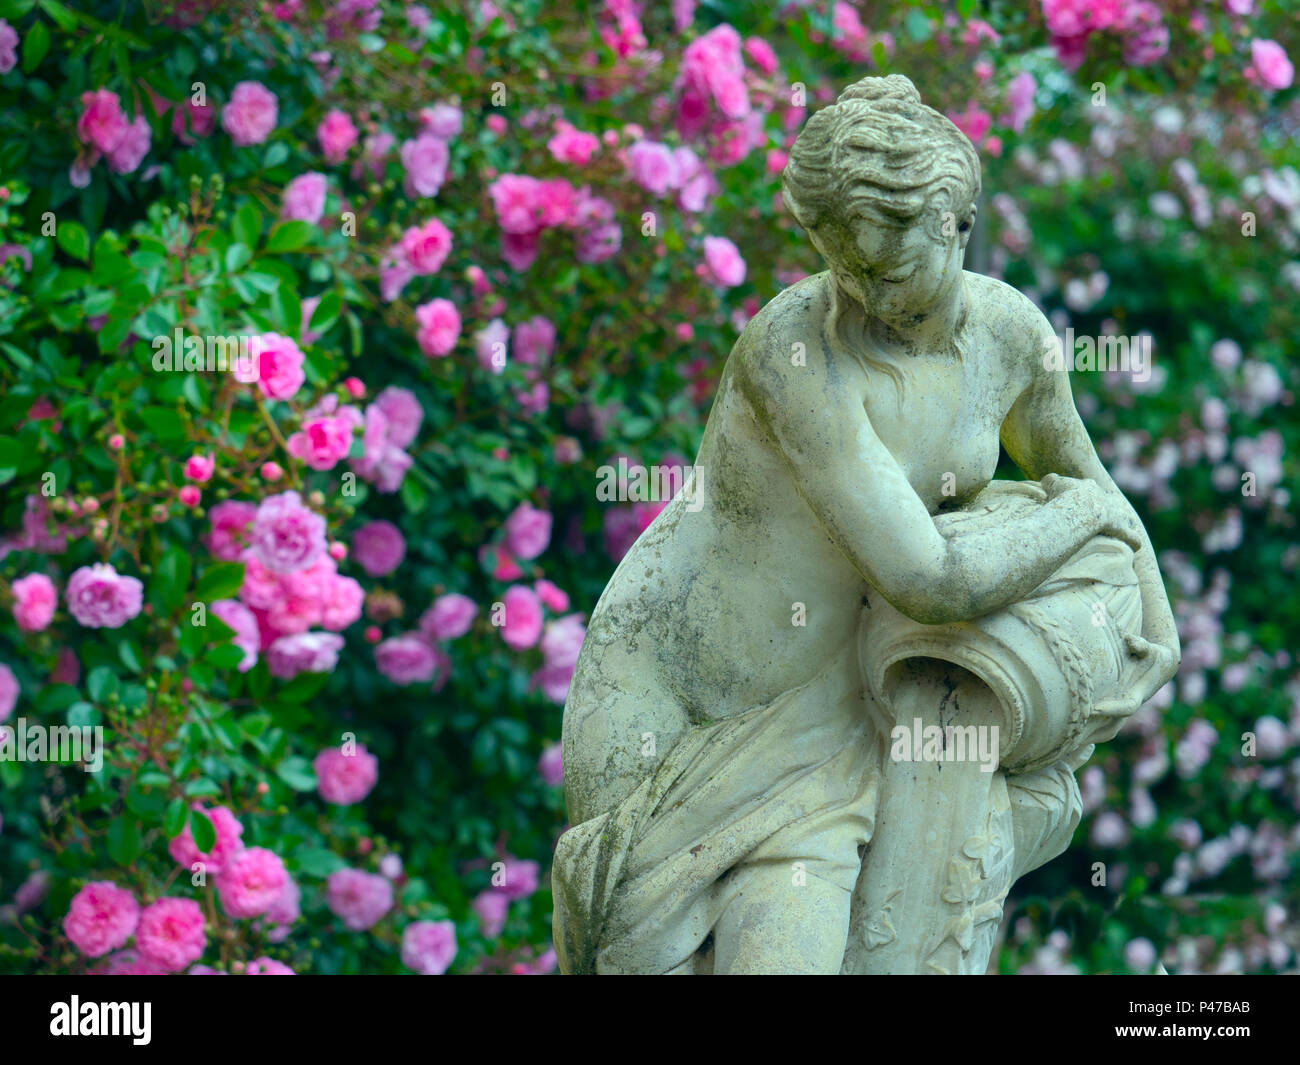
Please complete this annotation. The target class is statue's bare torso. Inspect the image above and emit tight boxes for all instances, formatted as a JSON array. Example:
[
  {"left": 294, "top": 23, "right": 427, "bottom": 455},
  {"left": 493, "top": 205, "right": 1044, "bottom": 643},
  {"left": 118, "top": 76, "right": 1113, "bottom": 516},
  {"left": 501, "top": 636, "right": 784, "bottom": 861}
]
[{"left": 562, "top": 270, "right": 1038, "bottom": 825}]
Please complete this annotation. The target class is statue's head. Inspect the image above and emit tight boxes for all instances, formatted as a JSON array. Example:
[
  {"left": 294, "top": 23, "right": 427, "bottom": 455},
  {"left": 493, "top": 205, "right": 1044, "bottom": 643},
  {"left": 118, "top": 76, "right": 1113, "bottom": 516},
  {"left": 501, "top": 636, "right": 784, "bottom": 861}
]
[{"left": 782, "top": 74, "right": 981, "bottom": 323}]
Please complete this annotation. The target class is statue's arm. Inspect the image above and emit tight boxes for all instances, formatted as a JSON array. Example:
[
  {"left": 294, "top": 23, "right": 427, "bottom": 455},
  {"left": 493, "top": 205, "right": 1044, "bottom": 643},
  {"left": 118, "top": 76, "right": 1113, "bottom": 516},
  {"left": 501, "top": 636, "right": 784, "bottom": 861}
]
[
  {"left": 733, "top": 331, "right": 1125, "bottom": 626},
  {"left": 1000, "top": 311, "right": 1181, "bottom": 709}
]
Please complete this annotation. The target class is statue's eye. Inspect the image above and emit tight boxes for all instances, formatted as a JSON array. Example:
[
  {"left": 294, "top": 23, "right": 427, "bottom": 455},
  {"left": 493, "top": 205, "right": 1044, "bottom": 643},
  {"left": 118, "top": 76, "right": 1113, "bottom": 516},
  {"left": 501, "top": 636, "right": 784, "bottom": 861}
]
[{"left": 881, "top": 274, "right": 909, "bottom": 284}]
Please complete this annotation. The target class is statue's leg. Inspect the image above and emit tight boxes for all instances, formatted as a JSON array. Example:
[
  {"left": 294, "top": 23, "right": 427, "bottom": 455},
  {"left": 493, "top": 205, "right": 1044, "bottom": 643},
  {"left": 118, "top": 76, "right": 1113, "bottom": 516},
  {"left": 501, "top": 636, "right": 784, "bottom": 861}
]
[
  {"left": 712, "top": 864, "right": 853, "bottom": 975},
  {"left": 842, "top": 659, "right": 1015, "bottom": 975}
]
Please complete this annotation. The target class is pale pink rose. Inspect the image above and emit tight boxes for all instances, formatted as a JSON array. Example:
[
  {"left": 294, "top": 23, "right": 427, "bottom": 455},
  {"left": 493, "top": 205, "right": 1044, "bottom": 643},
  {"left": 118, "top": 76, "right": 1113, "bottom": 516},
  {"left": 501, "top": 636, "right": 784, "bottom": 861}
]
[
  {"left": 538, "top": 743, "right": 563, "bottom": 786},
  {"left": 207, "top": 500, "right": 257, "bottom": 560},
  {"left": 243, "top": 333, "right": 305, "bottom": 400},
  {"left": 12, "top": 573, "right": 56, "bottom": 632},
  {"left": 400, "top": 217, "right": 453, "bottom": 275},
  {"left": 1003, "top": 72, "right": 1037, "bottom": 134},
  {"left": 352, "top": 520, "right": 406, "bottom": 576},
  {"left": 211, "top": 599, "right": 260, "bottom": 672},
  {"left": 536, "top": 177, "right": 579, "bottom": 227},
  {"left": 66, "top": 563, "right": 143, "bottom": 629},
  {"left": 372, "top": 387, "right": 422, "bottom": 449},
  {"left": 93, "top": 949, "right": 166, "bottom": 975},
  {"left": 248, "top": 490, "right": 326, "bottom": 574},
  {"left": 0, "top": 19, "right": 17, "bottom": 75},
  {"left": 314, "top": 743, "right": 379, "bottom": 804},
  {"left": 168, "top": 804, "right": 246, "bottom": 874},
  {"left": 627, "top": 140, "right": 679, "bottom": 196},
  {"left": 1251, "top": 39, "right": 1294, "bottom": 90},
  {"left": 493, "top": 857, "right": 539, "bottom": 901},
  {"left": 63, "top": 881, "right": 139, "bottom": 957},
  {"left": 379, "top": 248, "right": 415, "bottom": 302},
  {"left": 948, "top": 102, "right": 993, "bottom": 147},
  {"left": 375, "top": 633, "right": 439, "bottom": 684},
  {"left": 419, "top": 102, "right": 463, "bottom": 139},
  {"left": 184, "top": 453, "right": 215, "bottom": 482},
  {"left": 281, "top": 172, "right": 328, "bottom": 224},
  {"left": 532, "top": 662, "right": 575, "bottom": 704},
  {"left": 105, "top": 114, "right": 151, "bottom": 175},
  {"left": 473, "top": 889, "right": 508, "bottom": 937},
  {"left": 500, "top": 585, "right": 544, "bottom": 650},
  {"left": 172, "top": 98, "right": 216, "bottom": 143},
  {"left": 137, "top": 897, "right": 206, "bottom": 972},
  {"left": 419, "top": 593, "right": 477, "bottom": 641},
  {"left": 222, "top": 81, "right": 279, "bottom": 146},
  {"left": 541, "top": 613, "right": 586, "bottom": 671},
  {"left": 401, "top": 132, "right": 450, "bottom": 198},
  {"left": 217, "top": 847, "right": 289, "bottom": 918},
  {"left": 702, "top": 235, "right": 746, "bottom": 287},
  {"left": 320, "top": 574, "right": 363, "bottom": 630},
  {"left": 262, "top": 875, "right": 301, "bottom": 938},
  {"left": 77, "top": 89, "right": 128, "bottom": 153},
  {"left": 246, "top": 956, "right": 295, "bottom": 974},
  {"left": 286, "top": 400, "right": 362, "bottom": 471},
  {"left": 402, "top": 919, "right": 457, "bottom": 974},
  {"left": 503, "top": 502, "right": 551, "bottom": 560},
  {"left": 265, "top": 631, "right": 344, "bottom": 678},
  {"left": 475, "top": 318, "right": 510, "bottom": 374},
  {"left": 414, "top": 298, "right": 460, "bottom": 357},
  {"left": 512, "top": 316, "right": 555, "bottom": 366},
  {"left": 318, "top": 109, "right": 358, "bottom": 164},
  {"left": 0, "top": 663, "right": 19, "bottom": 722},
  {"left": 326, "top": 868, "right": 392, "bottom": 930}
]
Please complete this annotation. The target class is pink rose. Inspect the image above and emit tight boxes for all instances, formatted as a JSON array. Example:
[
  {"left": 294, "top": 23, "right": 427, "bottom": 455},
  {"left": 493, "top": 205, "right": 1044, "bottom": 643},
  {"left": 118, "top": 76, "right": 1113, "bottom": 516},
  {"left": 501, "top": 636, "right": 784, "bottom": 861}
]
[
  {"left": 281, "top": 172, "right": 328, "bottom": 224},
  {"left": 184, "top": 453, "right": 215, "bottom": 482},
  {"left": 314, "top": 743, "right": 379, "bottom": 805},
  {"left": 0, "top": 20, "right": 17, "bottom": 75},
  {"left": 401, "top": 132, "right": 450, "bottom": 198},
  {"left": 419, "top": 593, "right": 477, "bottom": 641},
  {"left": 352, "top": 520, "right": 406, "bottom": 576},
  {"left": 211, "top": 599, "right": 260, "bottom": 672},
  {"left": 488, "top": 174, "right": 544, "bottom": 233},
  {"left": 503, "top": 501, "right": 552, "bottom": 560},
  {"left": 246, "top": 956, "right": 295, "bottom": 974},
  {"left": 419, "top": 102, "right": 463, "bottom": 139},
  {"left": 320, "top": 574, "right": 364, "bottom": 630},
  {"left": 500, "top": 585, "right": 543, "bottom": 650},
  {"left": 512, "top": 315, "right": 555, "bottom": 365},
  {"left": 627, "top": 140, "right": 680, "bottom": 196},
  {"left": 105, "top": 114, "right": 151, "bottom": 175},
  {"left": 475, "top": 318, "right": 510, "bottom": 375},
  {"left": 1251, "top": 39, "right": 1294, "bottom": 91},
  {"left": 534, "top": 579, "right": 569, "bottom": 612},
  {"left": 168, "top": 804, "right": 246, "bottom": 874},
  {"left": 548, "top": 122, "right": 599, "bottom": 166},
  {"left": 66, "top": 563, "right": 143, "bottom": 629},
  {"left": 136, "top": 897, "right": 206, "bottom": 972},
  {"left": 375, "top": 633, "right": 440, "bottom": 684},
  {"left": 248, "top": 490, "right": 326, "bottom": 574},
  {"left": 63, "top": 881, "right": 140, "bottom": 957},
  {"left": 701, "top": 235, "right": 746, "bottom": 287},
  {"left": 473, "top": 889, "right": 508, "bottom": 937},
  {"left": 222, "top": 81, "right": 279, "bottom": 146},
  {"left": 205, "top": 502, "right": 256, "bottom": 563},
  {"left": 217, "top": 847, "right": 289, "bottom": 918},
  {"left": 326, "top": 868, "right": 392, "bottom": 930},
  {"left": 265, "top": 631, "right": 344, "bottom": 678},
  {"left": 538, "top": 743, "right": 563, "bottom": 786},
  {"left": 493, "top": 857, "right": 540, "bottom": 901},
  {"left": 77, "top": 89, "right": 128, "bottom": 153},
  {"left": 541, "top": 613, "right": 586, "bottom": 672},
  {"left": 0, "top": 663, "right": 17, "bottom": 722},
  {"left": 372, "top": 387, "right": 423, "bottom": 449},
  {"left": 11, "top": 573, "right": 56, "bottom": 632},
  {"left": 318, "top": 109, "right": 358, "bottom": 164},
  {"left": 414, "top": 298, "right": 461, "bottom": 358},
  {"left": 242, "top": 333, "right": 305, "bottom": 400},
  {"left": 400, "top": 217, "right": 453, "bottom": 275},
  {"left": 401, "top": 919, "right": 457, "bottom": 974},
  {"left": 286, "top": 399, "right": 362, "bottom": 471}
]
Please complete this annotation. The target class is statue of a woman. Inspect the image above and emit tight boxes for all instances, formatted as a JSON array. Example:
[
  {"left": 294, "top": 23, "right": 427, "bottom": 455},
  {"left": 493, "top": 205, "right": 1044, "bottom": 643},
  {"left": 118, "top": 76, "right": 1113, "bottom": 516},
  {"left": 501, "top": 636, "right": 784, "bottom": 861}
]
[{"left": 552, "top": 74, "right": 1180, "bottom": 975}]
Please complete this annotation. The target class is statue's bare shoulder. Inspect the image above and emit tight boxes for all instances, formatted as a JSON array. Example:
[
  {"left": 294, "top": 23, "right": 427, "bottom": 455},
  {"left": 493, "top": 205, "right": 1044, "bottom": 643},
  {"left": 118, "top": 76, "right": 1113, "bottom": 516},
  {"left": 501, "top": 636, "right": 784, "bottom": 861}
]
[{"left": 963, "top": 270, "right": 1055, "bottom": 386}]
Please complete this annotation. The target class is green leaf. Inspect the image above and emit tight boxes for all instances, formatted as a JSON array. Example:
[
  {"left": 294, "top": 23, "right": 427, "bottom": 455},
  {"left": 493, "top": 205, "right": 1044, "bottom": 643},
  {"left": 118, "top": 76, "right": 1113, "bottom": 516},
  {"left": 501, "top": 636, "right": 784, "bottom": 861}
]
[
  {"left": 153, "top": 545, "right": 192, "bottom": 615},
  {"left": 86, "top": 666, "right": 118, "bottom": 703},
  {"left": 275, "top": 756, "right": 317, "bottom": 792},
  {"left": 21, "top": 19, "right": 50, "bottom": 72},
  {"left": 188, "top": 807, "right": 216, "bottom": 851},
  {"left": 264, "top": 220, "right": 316, "bottom": 253},
  {"left": 275, "top": 671, "right": 328, "bottom": 704},
  {"left": 294, "top": 845, "right": 346, "bottom": 877},
  {"left": 233, "top": 203, "right": 262, "bottom": 250},
  {"left": 56, "top": 220, "right": 90, "bottom": 262},
  {"left": 205, "top": 643, "right": 247, "bottom": 669},
  {"left": 37, "top": 0, "right": 76, "bottom": 30},
  {"left": 308, "top": 289, "right": 341, "bottom": 333},
  {"left": 196, "top": 561, "right": 246, "bottom": 601},
  {"left": 164, "top": 797, "right": 188, "bottom": 838},
  {"left": 106, "top": 816, "right": 143, "bottom": 865}
]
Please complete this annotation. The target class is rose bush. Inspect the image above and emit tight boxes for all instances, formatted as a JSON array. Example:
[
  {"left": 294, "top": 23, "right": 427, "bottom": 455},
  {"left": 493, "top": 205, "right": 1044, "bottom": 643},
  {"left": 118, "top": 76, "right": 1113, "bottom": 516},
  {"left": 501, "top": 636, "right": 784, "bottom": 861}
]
[{"left": 0, "top": 0, "right": 1296, "bottom": 974}]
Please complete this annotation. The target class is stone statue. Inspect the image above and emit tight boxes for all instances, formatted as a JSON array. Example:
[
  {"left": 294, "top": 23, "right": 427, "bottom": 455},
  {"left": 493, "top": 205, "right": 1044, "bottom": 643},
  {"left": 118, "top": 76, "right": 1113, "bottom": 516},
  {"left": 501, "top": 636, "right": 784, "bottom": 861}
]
[{"left": 552, "top": 73, "right": 1180, "bottom": 975}]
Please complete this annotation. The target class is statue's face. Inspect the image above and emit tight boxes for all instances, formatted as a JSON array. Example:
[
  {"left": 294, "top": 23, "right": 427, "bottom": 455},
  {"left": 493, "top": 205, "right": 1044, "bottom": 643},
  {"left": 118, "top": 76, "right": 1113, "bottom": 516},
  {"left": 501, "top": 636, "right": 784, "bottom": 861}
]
[{"left": 815, "top": 208, "right": 969, "bottom": 324}]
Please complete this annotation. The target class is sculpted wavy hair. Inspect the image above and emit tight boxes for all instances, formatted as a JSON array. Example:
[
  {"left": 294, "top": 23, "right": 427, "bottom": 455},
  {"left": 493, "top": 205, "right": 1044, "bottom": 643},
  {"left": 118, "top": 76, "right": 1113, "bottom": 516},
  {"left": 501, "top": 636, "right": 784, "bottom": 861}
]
[{"left": 781, "top": 74, "right": 981, "bottom": 246}]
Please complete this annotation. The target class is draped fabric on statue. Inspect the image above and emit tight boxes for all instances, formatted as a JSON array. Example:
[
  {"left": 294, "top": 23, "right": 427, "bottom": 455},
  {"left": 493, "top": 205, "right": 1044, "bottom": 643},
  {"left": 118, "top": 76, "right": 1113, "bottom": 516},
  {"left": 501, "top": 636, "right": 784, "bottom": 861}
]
[{"left": 552, "top": 633, "right": 881, "bottom": 975}]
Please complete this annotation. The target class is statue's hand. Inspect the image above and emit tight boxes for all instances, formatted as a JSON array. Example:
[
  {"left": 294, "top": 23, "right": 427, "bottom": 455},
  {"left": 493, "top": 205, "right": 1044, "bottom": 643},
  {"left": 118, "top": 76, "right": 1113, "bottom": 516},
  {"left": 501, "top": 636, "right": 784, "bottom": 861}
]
[
  {"left": 1085, "top": 633, "right": 1179, "bottom": 743},
  {"left": 1040, "top": 473, "right": 1144, "bottom": 551}
]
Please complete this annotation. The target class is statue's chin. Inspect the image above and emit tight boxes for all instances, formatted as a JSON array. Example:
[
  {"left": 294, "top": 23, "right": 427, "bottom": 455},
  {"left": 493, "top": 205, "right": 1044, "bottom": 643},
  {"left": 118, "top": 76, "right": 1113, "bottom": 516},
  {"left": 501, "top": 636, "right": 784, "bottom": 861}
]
[{"left": 860, "top": 479, "right": 1144, "bottom": 774}]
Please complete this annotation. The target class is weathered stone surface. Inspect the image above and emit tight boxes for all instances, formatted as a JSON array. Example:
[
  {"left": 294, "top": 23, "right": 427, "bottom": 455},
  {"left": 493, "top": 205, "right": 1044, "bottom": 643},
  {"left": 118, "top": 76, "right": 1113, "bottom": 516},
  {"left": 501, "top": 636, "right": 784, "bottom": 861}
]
[{"left": 554, "top": 73, "right": 1180, "bottom": 975}]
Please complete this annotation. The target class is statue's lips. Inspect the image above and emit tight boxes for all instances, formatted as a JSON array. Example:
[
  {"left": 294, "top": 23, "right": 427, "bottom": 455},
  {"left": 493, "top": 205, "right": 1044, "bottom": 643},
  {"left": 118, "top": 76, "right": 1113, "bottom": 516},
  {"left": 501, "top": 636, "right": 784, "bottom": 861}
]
[{"left": 859, "top": 479, "right": 1144, "bottom": 774}]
